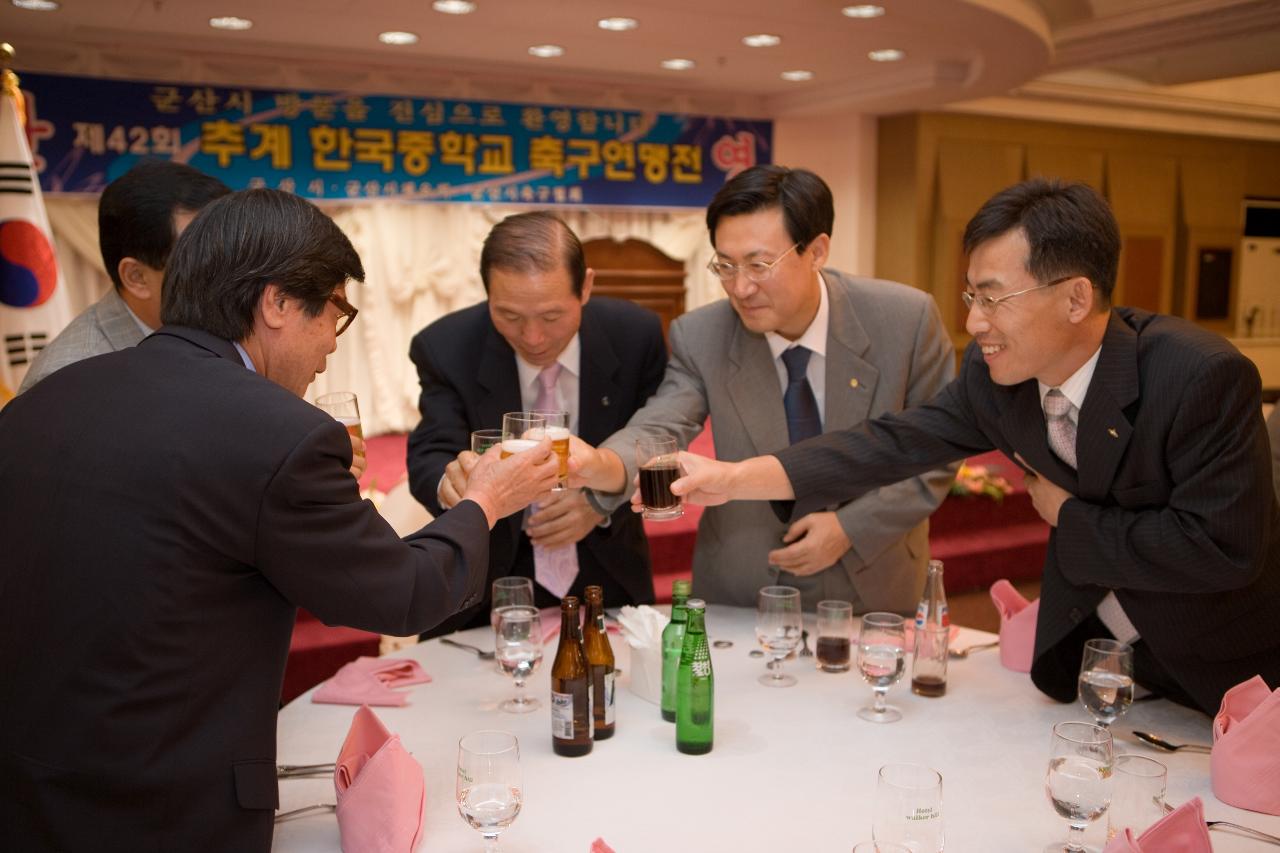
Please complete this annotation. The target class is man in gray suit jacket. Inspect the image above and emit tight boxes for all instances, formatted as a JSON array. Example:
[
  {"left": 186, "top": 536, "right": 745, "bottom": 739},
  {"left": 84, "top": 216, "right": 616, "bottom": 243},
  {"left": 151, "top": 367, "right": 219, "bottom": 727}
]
[
  {"left": 18, "top": 160, "right": 229, "bottom": 392},
  {"left": 574, "top": 166, "right": 956, "bottom": 611}
]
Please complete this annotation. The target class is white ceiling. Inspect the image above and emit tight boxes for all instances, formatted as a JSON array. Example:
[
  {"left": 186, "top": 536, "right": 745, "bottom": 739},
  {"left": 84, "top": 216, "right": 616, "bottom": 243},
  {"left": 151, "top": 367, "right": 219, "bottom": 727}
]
[{"left": 1, "top": 0, "right": 1277, "bottom": 118}]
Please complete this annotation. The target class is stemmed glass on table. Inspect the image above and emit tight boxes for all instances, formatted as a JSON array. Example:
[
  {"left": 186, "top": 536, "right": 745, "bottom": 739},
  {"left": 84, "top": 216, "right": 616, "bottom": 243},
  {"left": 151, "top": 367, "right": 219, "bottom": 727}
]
[
  {"left": 493, "top": 604, "right": 543, "bottom": 713},
  {"left": 755, "top": 585, "right": 802, "bottom": 687},
  {"left": 1045, "top": 721, "right": 1115, "bottom": 853},
  {"left": 457, "top": 730, "right": 522, "bottom": 853},
  {"left": 1077, "top": 638, "right": 1134, "bottom": 728},
  {"left": 856, "top": 612, "right": 907, "bottom": 723},
  {"left": 491, "top": 577, "right": 535, "bottom": 629}
]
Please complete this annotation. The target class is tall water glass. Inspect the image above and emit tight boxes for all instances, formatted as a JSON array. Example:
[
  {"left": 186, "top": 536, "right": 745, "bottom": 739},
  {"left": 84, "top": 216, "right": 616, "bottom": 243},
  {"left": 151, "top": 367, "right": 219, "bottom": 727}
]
[
  {"left": 857, "top": 612, "right": 906, "bottom": 723},
  {"left": 1107, "top": 754, "right": 1166, "bottom": 840},
  {"left": 456, "top": 730, "right": 522, "bottom": 853},
  {"left": 755, "top": 585, "right": 802, "bottom": 686},
  {"left": 1044, "top": 721, "right": 1114, "bottom": 853},
  {"left": 315, "top": 391, "right": 362, "bottom": 439},
  {"left": 501, "top": 412, "right": 545, "bottom": 457},
  {"left": 531, "top": 409, "right": 570, "bottom": 490},
  {"left": 1078, "top": 638, "right": 1134, "bottom": 728},
  {"left": 873, "top": 763, "right": 944, "bottom": 852},
  {"left": 493, "top": 605, "right": 543, "bottom": 713},
  {"left": 816, "top": 599, "right": 853, "bottom": 672}
]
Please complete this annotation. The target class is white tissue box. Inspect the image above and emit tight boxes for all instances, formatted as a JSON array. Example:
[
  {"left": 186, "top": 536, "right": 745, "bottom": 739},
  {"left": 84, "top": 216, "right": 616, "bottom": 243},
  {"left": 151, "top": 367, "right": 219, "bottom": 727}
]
[{"left": 626, "top": 644, "right": 663, "bottom": 705}]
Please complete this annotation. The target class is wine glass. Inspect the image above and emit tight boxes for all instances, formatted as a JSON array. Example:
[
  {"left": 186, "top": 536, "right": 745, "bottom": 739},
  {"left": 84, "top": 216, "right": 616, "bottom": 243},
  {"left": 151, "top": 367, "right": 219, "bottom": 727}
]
[
  {"left": 856, "top": 612, "right": 906, "bottom": 723},
  {"left": 493, "top": 605, "right": 543, "bottom": 713},
  {"left": 491, "top": 576, "right": 535, "bottom": 629},
  {"left": 1044, "top": 721, "right": 1115, "bottom": 853},
  {"left": 755, "top": 585, "right": 802, "bottom": 686},
  {"left": 456, "top": 730, "right": 522, "bottom": 853},
  {"left": 1077, "top": 638, "right": 1134, "bottom": 728}
]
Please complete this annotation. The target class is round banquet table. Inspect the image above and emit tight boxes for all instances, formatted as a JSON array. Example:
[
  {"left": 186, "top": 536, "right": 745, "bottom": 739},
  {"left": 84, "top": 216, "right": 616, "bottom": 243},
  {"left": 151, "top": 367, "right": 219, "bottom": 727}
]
[{"left": 273, "top": 606, "right": 1278, "bottom": 851}]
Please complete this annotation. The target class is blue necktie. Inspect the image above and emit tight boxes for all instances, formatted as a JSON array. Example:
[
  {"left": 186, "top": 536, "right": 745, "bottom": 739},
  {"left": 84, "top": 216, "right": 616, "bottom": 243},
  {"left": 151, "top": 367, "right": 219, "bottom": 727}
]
[{"left": 781, "top": 346, "right": 821, "bottom": 445}]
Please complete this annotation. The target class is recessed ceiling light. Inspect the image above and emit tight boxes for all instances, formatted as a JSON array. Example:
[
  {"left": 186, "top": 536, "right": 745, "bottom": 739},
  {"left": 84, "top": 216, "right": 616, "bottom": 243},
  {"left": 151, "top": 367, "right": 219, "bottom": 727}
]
[
  {"left": 432, "top": 0, "right": 476, "bottom": 13},
  {"left": 11, "top": 0, "right": 60, "bottom": 10},
  {"left": 661, "top": 58, "right": 696, "bottom": 71},
  {"left": 528, "top": 44, "right": 565, "bottom": 58},
  {"left": 742, "top": 33, "right": 781, "bottom": 48},
  {"left": 379, "top": 31, "right": 420, "bottom": 45},
  {"left": 868, "top": 48, "right": 904, "bottom": 61},
  {"left": 209, "top": 16, "right": 252, "bottom": 31},
  {"left": 842, "top": 5, "right": 885, "bottom": 18},
  {"left": 781, "top": 70, "right": 814, "bottom": 82},
  {"left": 598, "top": 17, "right": 638, "bottom": 31}
]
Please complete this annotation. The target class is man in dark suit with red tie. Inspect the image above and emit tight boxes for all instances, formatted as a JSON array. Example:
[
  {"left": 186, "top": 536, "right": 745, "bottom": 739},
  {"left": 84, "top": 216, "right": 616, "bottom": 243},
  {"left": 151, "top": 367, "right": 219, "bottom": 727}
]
[{"left": 670, "top": 178, "right": 1280, "bottom": 715}]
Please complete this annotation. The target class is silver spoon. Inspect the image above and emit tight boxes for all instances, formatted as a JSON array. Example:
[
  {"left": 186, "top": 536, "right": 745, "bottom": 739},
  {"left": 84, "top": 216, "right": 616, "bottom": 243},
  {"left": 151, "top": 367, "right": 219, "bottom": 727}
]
[
  {"left": 948, "top": 640, "right": 999, "bottom": 659},
  {"left": 1132, "top": 730, "right": 1213, "bottom": 754},
  {"left": 440, "top": 637, "right": 496, "bottom": 660}
]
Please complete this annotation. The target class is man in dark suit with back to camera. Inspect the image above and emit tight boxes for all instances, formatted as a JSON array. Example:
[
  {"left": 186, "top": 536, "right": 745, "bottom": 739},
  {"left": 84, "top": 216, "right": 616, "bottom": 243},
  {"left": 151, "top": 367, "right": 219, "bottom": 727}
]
[
  {"left": 671, "top": 178, "right": 1280, "bottom": 715},
  {"left": 0, "top": 189, "right": 560, "bottom": 851},
  {"left": 407, "top": 211, "right": 666, "bottom": 631}
]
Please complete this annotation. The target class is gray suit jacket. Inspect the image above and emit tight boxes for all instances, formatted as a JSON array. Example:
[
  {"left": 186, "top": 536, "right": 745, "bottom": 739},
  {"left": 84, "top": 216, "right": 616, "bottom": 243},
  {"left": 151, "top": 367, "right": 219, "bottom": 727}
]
[
  {"left": 19, "top": 287, "right": 145, "bottom": 393},
  {"left": 591, "top": 269, "right": 957, "bottom": 610}
]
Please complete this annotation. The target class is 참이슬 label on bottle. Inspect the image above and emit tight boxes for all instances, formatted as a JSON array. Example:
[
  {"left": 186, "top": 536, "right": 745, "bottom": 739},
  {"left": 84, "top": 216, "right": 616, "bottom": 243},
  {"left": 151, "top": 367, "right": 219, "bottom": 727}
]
[{"left": 551, "top": 691, "right": 575, "bottom": 739}]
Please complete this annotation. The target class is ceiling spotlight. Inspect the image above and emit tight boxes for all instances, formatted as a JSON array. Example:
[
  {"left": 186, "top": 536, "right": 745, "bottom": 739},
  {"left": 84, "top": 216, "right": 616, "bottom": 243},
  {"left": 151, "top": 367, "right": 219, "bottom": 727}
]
[
  {"left": 432, "top": 0, "right": 476, "bottom": 13},
  {"left": 598, "top": 17, "right": 638, "bottom": 31},
  {"left": 529, "top": 44, "right": 565, "bottom": 58},
  {"left": 868, "top": 48, "right": 905, "bottom": 61},
  {"left": 661, "top": 58, "right": 696, "bottom": 71},
  {"left": 841, "top": 5, "right": 885, "bottom": 18},
  {"left": 781, "top": 70, "right": 813, "bottom": 81},
  {"left": 11, "top": 0, "right": 60, "bottom": 9},
  {"left": 209, "top": 16, "right": 252, "bottom": 30},
  {"left": 379, "top": 31, "right": 420, "bottom": 45},
  {"left": 742, "top": 33, "right": 781, "bottom": 48}
]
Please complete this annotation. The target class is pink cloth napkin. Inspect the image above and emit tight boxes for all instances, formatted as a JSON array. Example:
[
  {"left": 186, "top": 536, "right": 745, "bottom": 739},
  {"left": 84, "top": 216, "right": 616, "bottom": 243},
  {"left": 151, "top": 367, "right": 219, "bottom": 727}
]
[
  {"left": 1211, "top": 674, "right": 1280, "bottom": 815},
  {"left": 312, "top": 656, "right": 432, "bottom": 706},
  {"left": 590, "top": 839, "right": 617, "bottom": 853},
  {"left": 1102, "top": 797, "right": 1212, "bottom": 853},
  {"left": 990, "top": 579, "right": 1038, "bottom": 672},
  {"left": 334, "top": 705, "right": 426, "bottom": 853}
]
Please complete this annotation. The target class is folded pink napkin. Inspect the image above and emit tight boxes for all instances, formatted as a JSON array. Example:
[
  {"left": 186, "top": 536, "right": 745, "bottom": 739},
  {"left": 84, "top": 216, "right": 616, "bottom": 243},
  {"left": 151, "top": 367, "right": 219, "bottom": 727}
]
[
  {"left": 313, "top": 656, "right": 432, "bottom": 706},
  {"left": 1211, "top": 674, "right": 1280, "bottom": 815},
  {"left": 990, "top": 579, "right": 1038, "bottom": 672},
  {"left": 334, "top": 705, "right": 426, "bottom": 853},
  {"left": 590, "top": 839, "right": 617, "bottom": 853},
  {"left": 1102, "top": 797, "right": 1212, "bottom": 853}
]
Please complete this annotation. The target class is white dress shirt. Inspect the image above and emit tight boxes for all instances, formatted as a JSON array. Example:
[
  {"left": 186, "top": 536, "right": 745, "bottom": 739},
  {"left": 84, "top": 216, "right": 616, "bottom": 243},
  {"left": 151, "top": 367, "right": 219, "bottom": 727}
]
[{"left": 764, "top": 270, "right": 829, "bottom": 428}]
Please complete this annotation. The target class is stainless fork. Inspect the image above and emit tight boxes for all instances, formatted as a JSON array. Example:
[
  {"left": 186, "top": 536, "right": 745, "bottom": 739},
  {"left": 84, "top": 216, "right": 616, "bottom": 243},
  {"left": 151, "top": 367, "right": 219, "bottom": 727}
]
[
  {"left": 274, "top": 803, "right": 336, "bottom": 822},
  {"left": 1163, "top": 801, "right": 1280, "bottom": 845},
  {"left": 440, "top": 637, "right": 496, "bottom": 660}
]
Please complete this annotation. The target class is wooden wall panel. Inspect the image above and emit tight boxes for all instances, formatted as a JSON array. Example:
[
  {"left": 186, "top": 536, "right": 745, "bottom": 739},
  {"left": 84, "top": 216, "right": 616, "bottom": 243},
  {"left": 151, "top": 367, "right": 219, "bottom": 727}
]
[
  {"left": 1107, "top": 154, "right": 1176, "bottom": 312},
  {"left": 1025, "top": 146, "right": 1105, "bottom": 190}
]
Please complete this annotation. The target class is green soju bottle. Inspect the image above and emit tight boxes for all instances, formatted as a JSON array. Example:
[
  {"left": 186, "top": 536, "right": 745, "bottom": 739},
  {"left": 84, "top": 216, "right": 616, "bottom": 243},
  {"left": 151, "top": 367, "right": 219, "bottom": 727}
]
[
  {"left": 676, "top": 599, "right": 713, "bottom": 755},
  {"left": 660, "top": 578, "right": 692, "bottom": 722}
]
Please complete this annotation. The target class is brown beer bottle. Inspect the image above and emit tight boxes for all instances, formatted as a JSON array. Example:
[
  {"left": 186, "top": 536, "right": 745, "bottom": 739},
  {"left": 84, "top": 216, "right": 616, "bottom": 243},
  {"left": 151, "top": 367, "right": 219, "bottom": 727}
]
[
  {"left": 581, "top": 585, "right": 617, "bottom": 740},
  {"left": 550, "top": 596, "right": 593, "bottom": 756}
]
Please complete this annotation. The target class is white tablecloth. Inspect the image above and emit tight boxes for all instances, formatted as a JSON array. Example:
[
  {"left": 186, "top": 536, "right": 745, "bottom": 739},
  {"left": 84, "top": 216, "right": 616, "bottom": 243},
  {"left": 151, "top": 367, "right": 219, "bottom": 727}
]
[{"left": 273, "top": 606, "right": 1278, "bottom": 851}]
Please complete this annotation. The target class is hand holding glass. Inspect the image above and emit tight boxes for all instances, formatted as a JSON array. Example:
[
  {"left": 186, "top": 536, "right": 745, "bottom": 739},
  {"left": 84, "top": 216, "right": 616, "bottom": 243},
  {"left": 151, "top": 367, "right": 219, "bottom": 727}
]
[
  {"left": 501, "top": 412, "right": 546, "bottom": 457},
  {"left": 857, "top": 612, "right": 906, "bottom": 723},
  {"left": 1044, "top": 721, "right": 1114, "bottom": 853},
  {"left": 493, "top": 605, "right": 543, "bottom": 713},
  {"left": 635, "top": 435, "right": 682, "bottom": 520},
  {"left": 755, "top": 585, "right": 802, "bottom": 687},
  {"left": 532, "top": 410, "right": 570, "bottom": 490},
  {"left": 1078, "top": 638, "right": 1134, "bottom": 728},
  {"left": 456, "top": 730, "right": 522, "bottom": 853}
]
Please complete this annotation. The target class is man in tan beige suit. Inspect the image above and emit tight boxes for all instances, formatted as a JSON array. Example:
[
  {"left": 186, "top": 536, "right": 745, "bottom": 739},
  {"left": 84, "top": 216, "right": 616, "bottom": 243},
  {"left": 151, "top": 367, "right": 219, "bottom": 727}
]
[{"left": 573, "top": 165, "right": 957, "bottom": 611}]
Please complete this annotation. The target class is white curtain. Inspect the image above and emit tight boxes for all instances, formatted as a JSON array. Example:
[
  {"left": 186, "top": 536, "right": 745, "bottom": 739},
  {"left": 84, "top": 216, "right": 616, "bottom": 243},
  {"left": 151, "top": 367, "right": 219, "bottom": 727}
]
[{"left": 44, "top": 198, "right": 718, "bottom": 435}]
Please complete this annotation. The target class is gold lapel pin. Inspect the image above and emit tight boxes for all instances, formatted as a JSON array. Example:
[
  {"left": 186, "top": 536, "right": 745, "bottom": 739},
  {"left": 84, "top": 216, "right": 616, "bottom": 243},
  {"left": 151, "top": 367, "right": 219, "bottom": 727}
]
[
  {"left": 1107, "top": 427, "right": 1118, "bottom": 438},
  {"left": 849, "top": 378, "right": 859, "bottom": 389}
]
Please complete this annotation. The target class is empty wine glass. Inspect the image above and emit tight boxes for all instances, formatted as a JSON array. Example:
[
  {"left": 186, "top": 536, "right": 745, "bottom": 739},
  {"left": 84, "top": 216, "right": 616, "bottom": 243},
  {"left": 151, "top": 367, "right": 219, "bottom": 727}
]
[
  {"left": 491, "top": 576, "right": 535, "bottom": 629},
  {"left": 856, "top": 612, "right": 906, "bottom": 723},
  {"left": 1044, "top": 721, "right": 1115, "bottom": 853},
  {"left": 494, "top": 605, "right": 543, "bottom": 713},
  {"left": 457, "top": 730, "right": 522, "bottom": 853},
  {"left": 1077, "top": 638, "right": 1134, "bottom": 728},
  {"left": 755, "top": 585, "right": 802, "bottom": 687}
]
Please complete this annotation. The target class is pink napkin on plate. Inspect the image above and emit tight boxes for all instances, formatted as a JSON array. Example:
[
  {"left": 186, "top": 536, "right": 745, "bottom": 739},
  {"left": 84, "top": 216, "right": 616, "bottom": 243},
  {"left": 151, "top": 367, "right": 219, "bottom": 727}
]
[
  {"left": 1102, "top": 797, "right": 1212, "bottom": 853},
  {"left": 313, "top": 656, "right": 432, "bottom": 706},
  {"left": 1211, "top": 674, "right": 1280, "bottom": 815},
  {"left": 990, "top": 579, "right": 1038, "bottom": 672},
  {"left": 334, "top": 705, "right": 426, "bottom": 853}
]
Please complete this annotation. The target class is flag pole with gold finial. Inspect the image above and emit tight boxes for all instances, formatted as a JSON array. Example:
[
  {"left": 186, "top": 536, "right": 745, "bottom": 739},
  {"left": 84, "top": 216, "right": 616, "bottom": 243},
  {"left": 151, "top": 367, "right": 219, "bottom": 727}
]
[{"left": 0, "top": 44, "right": 26, "bottom": 129}]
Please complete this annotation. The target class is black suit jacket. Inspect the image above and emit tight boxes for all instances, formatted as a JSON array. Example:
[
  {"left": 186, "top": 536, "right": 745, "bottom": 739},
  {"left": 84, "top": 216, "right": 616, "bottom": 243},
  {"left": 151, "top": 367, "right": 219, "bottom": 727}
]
[
  {"left": 0, "top": 327, "right": 491, "bottom": 852},
  {"left": 776, "top": 308, "right": 1280, "bottom": 714},
  {"left": 407, "top": 296, "right": 666, "bottom": 625}
]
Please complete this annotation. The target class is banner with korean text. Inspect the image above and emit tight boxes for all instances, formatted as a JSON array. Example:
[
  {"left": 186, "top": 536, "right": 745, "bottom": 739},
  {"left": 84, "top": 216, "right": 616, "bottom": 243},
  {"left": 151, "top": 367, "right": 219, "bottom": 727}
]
[{"left": 19, "top": 72, "right": 771, "bottom": 207}]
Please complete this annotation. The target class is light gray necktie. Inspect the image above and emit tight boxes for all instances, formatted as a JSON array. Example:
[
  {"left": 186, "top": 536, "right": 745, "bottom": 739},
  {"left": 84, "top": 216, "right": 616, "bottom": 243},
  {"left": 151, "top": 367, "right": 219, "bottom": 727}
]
[{"left": 531, "top": 364, "right": 578, "bottom": 598}]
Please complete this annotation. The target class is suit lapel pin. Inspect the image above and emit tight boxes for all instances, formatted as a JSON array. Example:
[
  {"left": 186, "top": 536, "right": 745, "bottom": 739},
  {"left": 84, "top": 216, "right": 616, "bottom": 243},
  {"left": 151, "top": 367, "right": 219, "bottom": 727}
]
[
  {"left": 849, "top": 378, "right": 859, "bottom": 389},
  {"left": 1107, "top": 427, "right": 1118, "bottom": 438},
  {"left": 601, "top": 396, "right": 610, "bottom": 407}
]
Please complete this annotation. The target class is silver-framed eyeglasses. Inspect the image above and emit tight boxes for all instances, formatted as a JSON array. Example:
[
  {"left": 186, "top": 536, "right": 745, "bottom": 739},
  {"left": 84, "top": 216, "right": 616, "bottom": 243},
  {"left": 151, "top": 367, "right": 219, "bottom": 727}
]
[
  {"left": 706, "top": 243, "right": 800, "bottom": 284},
  {"left": 961, "top": 275, "right": 1075, "bottom": 313}
]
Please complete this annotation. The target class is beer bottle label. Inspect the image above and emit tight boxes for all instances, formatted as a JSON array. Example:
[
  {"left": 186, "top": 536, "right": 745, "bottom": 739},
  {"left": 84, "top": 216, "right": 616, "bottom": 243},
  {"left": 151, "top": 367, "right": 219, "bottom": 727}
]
[
  {"left": 603, "top": 671, "right": 616, "bottom": 725},
  {"left": 551, "top": 691, "right": 574, "bottom": 738}
]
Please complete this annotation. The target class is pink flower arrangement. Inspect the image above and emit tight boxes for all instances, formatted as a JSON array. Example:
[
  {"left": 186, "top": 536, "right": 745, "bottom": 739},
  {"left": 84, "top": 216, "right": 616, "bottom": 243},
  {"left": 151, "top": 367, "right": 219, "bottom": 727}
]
[{"left": 950, "top": 463, "right": 1013, "bottom": 501}]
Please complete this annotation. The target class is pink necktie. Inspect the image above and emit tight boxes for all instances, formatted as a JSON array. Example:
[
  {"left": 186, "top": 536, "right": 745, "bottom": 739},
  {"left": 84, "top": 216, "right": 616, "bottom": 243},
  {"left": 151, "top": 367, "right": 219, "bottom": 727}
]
[
  {"left": 1043, "top": 389, "right": 1077, "bottom": 469},
  {"left": 531, "top": 364, "right": 578, "bottom": 598}
]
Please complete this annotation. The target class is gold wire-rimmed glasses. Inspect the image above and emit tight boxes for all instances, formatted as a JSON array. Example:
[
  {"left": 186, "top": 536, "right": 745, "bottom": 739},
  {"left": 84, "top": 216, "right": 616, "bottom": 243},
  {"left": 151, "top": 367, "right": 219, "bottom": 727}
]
[
  {"left": 961, "top": 275, "right": 1076, "bottom": 313},
  {"left": 706, "top": 242, "right": 800, "bottom": 284}
]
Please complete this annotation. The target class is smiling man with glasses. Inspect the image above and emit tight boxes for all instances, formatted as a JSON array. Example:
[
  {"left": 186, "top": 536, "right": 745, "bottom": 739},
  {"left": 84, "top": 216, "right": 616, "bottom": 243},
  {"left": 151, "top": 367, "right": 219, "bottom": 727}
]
[
  {"left": 572, "top": 164, "right": 957, "bottom": 613},
  {"left": 668, "top": 177, "right": 1280, "bottom": 716}
]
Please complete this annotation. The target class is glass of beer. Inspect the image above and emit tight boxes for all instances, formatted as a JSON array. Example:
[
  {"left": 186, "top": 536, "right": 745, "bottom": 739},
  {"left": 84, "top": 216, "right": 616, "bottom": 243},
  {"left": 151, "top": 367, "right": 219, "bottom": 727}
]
[
  {"left": 635, "top": 435, "right": 682, "bottom": 520},
  {"left": 471, "top": 429, "right": 503, "bottom": 455},
  {"left": 815, "top": 600, "right": 853, "bottom": 672},
  {"left": 315, "top": 391, "right": 361, "bottom": 439},
  {"left": 532, "top": 410, "right": 570, "bottom": 491},
  {"left": 501, "top": 412, "right": 545, "bottom": 457}
]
